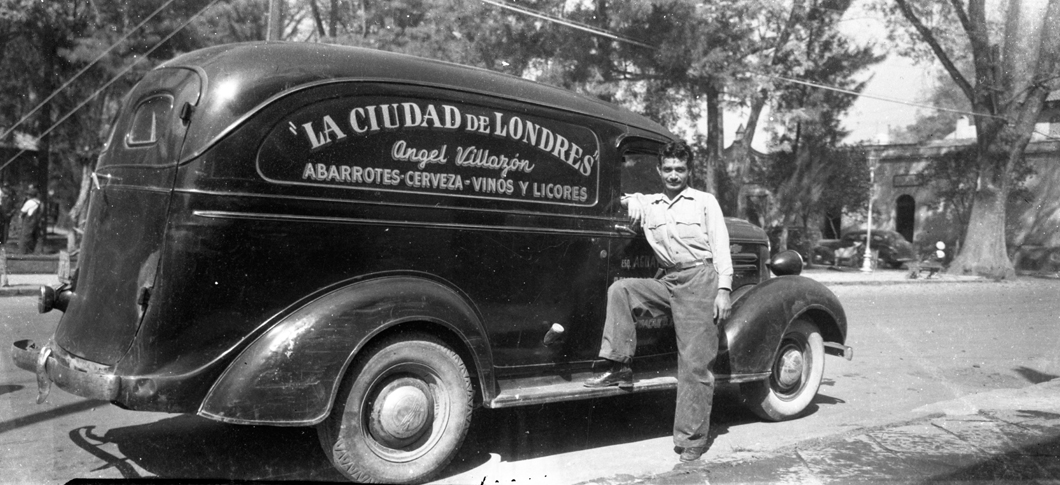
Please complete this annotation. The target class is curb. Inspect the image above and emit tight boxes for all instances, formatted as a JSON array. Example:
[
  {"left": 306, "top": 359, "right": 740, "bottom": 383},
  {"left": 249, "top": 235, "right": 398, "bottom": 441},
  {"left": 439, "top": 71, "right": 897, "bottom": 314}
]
[
  {"left": 815, "top": 277, "right": 989, "bottom": 286},
  {"left": 0, "top": 273, "right": 998, "bottom": 297},
  {"left": 0, "top": 286, "right": 41, "bottom": 297}
]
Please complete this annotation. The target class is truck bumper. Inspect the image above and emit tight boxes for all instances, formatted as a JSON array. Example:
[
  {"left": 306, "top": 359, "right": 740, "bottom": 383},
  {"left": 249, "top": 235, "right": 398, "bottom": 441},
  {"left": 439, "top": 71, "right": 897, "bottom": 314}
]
[
  {"left": 825, "top": 341, "right": 854, "bottom": 360},
  {"left": 12, "top": 339, "right": 120, "bottom": 404}
]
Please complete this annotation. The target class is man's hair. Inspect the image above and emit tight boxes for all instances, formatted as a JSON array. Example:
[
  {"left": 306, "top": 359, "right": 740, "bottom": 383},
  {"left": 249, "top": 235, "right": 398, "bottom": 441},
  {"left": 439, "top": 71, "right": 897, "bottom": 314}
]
[{"left": 660, "top": 140, "right": 694, "bottom": 168}]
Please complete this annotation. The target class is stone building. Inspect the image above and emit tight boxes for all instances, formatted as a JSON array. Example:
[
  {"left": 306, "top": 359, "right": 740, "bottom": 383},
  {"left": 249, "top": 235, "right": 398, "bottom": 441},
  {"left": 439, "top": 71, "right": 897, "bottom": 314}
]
[{"left": 852, "top": 103, "right": 1060, "bottom": 273}]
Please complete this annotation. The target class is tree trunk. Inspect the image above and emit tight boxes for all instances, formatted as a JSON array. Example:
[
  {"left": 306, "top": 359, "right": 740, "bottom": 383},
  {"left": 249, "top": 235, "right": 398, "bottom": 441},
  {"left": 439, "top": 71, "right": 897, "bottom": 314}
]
[
  {"left": 593, "top": 0, "right": 614, "bottom": 103},
  {"left": 703, "top": 84, "right": 721, "bottom": 195},
  {"left": 309, "top": 0, "right": 326, "bottom": 38},
  {"left": 948, "top": 181, "right": 1013, "bottom": 278},
  {"left": 728, "top": 89, "right": 767, "bottom": 220},
  {"left": 35, "top": 29, "right": 58, "bottom": 255},
  {"left": 329, "top": 0, "right": 339, "bottom": 37},
  {"left": 68, "top": 160, "right": 92, "bottom": 228},
  {"left": 948, "top": 0, "right": 1060, "bottom": 279}
]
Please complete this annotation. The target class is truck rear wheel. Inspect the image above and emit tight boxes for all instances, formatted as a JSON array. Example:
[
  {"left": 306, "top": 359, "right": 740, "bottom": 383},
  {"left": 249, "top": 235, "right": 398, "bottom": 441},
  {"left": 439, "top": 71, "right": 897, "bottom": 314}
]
[
  {"left": 317, "top": 334, "right": 473, "bottom": 484},
  {"left": 740, "top": 319, "right": 825, "bottom": 421}
]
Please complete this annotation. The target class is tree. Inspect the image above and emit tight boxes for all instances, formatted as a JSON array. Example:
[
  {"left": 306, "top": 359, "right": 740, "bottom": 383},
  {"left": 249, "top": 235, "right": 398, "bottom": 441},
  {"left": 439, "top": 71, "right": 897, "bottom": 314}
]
[
  {"left": 0, "top": 0, "right": 262, "bottom": 244},
  {"left": 0, "top": 0, "right": 97, "bottom": 250},
  {"left": 876, "top": 0, "right": 1060, "bottom": 279},
  {"left": 733, "top": 0, "right": 881, "bottom": 252}
]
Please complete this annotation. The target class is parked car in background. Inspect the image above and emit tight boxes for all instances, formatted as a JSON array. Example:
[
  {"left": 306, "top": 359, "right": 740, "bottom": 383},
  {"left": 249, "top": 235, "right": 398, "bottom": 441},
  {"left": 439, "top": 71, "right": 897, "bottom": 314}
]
[{"left": 813, "top": 229, "right": 917, "bottom": 269}]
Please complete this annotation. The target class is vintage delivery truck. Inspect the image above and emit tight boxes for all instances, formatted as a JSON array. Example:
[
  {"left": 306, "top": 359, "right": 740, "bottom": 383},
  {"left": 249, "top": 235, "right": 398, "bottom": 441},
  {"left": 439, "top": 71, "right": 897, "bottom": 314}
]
[{"left": 12, "top": 42, "right": 850, "bottom": 483}]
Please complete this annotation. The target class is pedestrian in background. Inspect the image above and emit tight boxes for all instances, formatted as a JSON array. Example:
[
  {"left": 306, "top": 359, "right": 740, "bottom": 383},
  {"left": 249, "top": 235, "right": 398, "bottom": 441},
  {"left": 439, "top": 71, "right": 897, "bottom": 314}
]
[{"left": 18, "top": 186, "right": 41, "bottom": 254}]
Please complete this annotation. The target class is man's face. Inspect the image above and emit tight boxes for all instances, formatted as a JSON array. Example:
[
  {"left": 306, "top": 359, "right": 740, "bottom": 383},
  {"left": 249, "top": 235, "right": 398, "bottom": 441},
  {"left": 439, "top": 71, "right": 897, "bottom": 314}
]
[{"left": 658, "top": 156, "right": 690, "bottom": 194}]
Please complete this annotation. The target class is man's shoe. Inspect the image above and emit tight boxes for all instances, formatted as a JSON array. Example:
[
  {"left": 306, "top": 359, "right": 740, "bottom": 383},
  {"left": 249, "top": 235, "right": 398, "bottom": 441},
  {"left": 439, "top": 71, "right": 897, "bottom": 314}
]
[
  {"left": 583, "top": 367, "right": 633, "bottom": 388},
  {"left": 679, "top": 446, "right": 706, "bottom": 462}
]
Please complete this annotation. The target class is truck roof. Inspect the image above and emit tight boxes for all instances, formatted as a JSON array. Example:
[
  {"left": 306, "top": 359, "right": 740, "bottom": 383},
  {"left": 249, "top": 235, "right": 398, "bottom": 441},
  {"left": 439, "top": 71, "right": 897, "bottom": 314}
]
[{"left": 159, "top": 42, "right": 676, "bottom": 159}]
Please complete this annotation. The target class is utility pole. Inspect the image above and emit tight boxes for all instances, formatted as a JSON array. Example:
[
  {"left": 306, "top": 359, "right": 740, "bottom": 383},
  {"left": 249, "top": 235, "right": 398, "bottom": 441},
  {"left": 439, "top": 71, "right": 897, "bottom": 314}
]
[{"left": 267, "top": 0, "right": 284, "bottom": 41}]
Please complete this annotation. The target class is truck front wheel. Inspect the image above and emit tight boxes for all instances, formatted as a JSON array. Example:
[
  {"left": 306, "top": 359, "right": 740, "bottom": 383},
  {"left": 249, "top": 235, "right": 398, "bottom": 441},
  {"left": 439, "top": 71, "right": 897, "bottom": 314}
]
[
  {"left": 317, "top": 334, "right": 473, "bottom": 484},
  {"left": 740, "top": 319, "right": 825, "bottom": 421}
]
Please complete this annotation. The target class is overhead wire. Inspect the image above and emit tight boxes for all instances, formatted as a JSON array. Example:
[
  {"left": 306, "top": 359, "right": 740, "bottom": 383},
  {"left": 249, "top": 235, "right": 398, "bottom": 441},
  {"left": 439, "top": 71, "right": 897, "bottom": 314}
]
[
  {"left": 1, "top": 0, "right": 225, "bottom": 173},
  {"left": 0, "top": 0, "right": 181, "bottom": 145},
  {"left": 478, "top": 0, "right": 655, "bottom": 49},
  {"left": 767, "top": 74, "right": 1012, "bottom": 123}
]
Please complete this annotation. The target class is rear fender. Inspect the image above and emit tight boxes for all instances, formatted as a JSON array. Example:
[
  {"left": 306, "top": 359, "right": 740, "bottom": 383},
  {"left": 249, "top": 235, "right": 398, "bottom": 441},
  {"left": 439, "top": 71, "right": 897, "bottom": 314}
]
[
  {"left": 198, "top": 274, "right": 492, "bottom": 425},
  {"left": 721, "top": 275, "right": 847, "bottom": 377}
]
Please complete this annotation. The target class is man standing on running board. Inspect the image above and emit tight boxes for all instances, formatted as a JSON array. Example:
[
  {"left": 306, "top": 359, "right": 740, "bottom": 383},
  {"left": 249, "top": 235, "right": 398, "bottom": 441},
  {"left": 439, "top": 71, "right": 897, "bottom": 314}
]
[{"left": 584, "top": 140, "right": 732, "bottom": 463}]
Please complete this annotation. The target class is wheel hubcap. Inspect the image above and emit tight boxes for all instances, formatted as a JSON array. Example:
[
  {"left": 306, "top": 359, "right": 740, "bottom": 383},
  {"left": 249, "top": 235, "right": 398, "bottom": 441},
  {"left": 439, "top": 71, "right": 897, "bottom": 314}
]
[
  {"left": 776, "top": 348, "right": 804, "bottom": 388},
  {"left": 369, "top": 377, "right": 434, "bottom": 449}
]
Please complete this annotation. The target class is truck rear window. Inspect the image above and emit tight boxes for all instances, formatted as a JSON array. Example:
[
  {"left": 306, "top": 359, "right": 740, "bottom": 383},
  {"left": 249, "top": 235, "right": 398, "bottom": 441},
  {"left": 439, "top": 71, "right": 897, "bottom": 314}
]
[{"left": 125, "top": 95, "right": 173, "bottom": 147}]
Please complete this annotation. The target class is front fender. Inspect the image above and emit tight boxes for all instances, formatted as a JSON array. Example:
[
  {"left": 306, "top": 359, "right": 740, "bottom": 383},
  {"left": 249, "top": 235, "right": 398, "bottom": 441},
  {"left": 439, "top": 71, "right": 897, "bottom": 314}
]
[
  {"left": 198, "top": 274, "right": 491, "bottom": 425},
  {"left": 721, "top": 275, "right": 847, "bottom": 377}
]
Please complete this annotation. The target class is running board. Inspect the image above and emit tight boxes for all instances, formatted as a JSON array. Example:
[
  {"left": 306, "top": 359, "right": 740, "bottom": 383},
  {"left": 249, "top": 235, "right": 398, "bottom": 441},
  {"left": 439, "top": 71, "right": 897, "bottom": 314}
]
[{"left": 488, "top": 368, "right": 770, "bottom": 409}]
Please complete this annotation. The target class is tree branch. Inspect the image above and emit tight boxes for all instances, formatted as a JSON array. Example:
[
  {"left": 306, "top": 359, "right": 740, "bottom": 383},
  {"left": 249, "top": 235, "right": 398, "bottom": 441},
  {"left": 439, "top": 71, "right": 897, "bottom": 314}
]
[
  {"left": 1034, "top": 0, "right": 1060, "bottom": 91},
  {"left": 947, "top": 0, "right": 974, "bottom": 35},
  {"left": 894, "top": 0, "right": 976, "bottom": 104}
]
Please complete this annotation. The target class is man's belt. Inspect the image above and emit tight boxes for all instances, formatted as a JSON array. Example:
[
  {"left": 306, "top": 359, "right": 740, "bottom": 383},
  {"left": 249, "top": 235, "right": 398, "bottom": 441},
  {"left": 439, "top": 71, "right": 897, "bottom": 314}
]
[{"left": 662, "top": 258, "right": 713, "bottom": 274}]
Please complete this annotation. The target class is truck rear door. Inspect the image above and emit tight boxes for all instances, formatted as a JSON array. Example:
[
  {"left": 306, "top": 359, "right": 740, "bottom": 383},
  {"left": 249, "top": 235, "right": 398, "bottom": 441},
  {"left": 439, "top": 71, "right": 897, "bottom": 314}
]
[{"left": 54, "top": 67, "right": 201, "bottom": 365}]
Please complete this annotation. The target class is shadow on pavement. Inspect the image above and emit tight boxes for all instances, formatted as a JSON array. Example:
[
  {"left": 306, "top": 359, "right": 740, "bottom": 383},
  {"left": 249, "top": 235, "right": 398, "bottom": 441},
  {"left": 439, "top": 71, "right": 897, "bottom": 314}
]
[
  {"left": 934, "top": 432, "right": 1060, "bottom": 482},
  {"left": 1015, "top": 366, "right": 1059, "bottom": 384},
  {"left": 85, "top": 415, "right": 345, "bottom": 482},
  {"left": 440, "top": 386, "right": 763, "bottom": 479},
  {"left": 70, "top": 385, "right": 821, "bottom": 482},
  {"left": 0, "top": 399, "right": 106, "bottom": 436},
  {"left": 883, "top": 409, "right": 1060, "bottom": 483}
]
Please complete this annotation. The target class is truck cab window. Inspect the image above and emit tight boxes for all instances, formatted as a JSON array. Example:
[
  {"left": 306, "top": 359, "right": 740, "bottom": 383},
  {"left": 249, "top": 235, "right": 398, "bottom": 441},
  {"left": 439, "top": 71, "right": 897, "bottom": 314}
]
[{"left": 614, "top": 152, "right": 663, "bottom": 217}]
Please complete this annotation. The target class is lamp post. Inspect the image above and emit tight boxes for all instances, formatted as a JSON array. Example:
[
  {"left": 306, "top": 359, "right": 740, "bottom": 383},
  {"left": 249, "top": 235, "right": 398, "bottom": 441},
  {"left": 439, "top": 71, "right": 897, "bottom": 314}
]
[{"left": 860, "top": 153, "right": 878, "bottom": 272}]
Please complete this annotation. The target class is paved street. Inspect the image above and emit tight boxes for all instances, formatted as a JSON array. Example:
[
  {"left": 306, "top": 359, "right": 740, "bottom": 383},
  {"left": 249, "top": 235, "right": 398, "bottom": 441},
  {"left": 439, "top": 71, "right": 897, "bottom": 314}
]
[
  {"left": 605, "top": 381, "right": 1060, "bottom": 484},
  {"left": 2, "top": 275, "right": 1059, "bottom": 483}
]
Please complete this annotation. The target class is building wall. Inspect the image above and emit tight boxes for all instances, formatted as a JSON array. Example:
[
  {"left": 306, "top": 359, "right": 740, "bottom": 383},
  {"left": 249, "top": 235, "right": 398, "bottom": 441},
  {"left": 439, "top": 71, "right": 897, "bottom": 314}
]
[{"left": 850, "top": 140, "right": 1060, "bottom": 272}]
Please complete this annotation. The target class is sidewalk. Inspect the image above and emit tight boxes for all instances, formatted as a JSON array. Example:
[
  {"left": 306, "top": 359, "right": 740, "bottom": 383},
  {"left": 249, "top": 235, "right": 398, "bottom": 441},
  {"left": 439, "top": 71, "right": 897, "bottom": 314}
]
[
  {"left": 800, "top": 265, "right": 987, "bottom": 286},
  {"left": 0, "top": 273, "right": 59, "bottom": 297},
  {"left": 0, "top": 265, "right": 986, "bottom": 298},
  {"left": 650, "top": 379, "right": 1060, "bottom": 484}
]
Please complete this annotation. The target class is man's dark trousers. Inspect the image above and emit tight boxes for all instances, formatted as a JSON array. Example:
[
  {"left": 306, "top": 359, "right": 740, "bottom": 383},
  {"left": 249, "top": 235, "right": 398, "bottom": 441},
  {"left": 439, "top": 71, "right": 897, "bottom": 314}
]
[{"left": 598, "top": 264, "right": 720, "bottom": 448}]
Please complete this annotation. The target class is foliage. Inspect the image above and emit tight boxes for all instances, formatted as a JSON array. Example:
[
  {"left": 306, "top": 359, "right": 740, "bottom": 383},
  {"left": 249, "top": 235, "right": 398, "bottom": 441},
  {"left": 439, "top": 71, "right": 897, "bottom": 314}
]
[
  {"left": 921, "top": 144, "right": 1036, "bottom": 243},
  {"left": 746, "top": 0, "right": 881, "bottom": 239},
  {"left": 0, "top": 0, "right": 886, "bottom": 241},
  {"left": 919, "top": 147, "right": 976, "bottom": 234},
  {"left": 0, "top": 0, "right": 255, "bottom": 226},
  {"left": 755, "top": 143, "right": 870, "bottom": 228}
]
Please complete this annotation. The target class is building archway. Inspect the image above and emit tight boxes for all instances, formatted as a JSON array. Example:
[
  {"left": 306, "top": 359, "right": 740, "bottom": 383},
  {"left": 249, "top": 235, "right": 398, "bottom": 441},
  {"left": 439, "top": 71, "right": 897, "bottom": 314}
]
[{"left": 896, "top": 195, "right": 915, "bottom": 242}]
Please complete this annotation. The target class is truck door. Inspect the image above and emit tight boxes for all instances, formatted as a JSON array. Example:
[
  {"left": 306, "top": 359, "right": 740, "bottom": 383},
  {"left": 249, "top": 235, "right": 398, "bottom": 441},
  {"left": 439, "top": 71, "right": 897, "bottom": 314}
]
[
  {"left": 605, "top": 143, "right": 678, "bottom": 358},
  {"left": 54, "top": 67, "right": 201, "bottom": 365}
]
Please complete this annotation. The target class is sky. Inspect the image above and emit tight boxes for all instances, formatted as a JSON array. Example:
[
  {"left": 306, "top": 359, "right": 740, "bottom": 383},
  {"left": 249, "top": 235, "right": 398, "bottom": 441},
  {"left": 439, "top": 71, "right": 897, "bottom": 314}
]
[
  {"left": 836, "top": 5, "right": 934, "bottom": 144},
  {"left": 840, "top": 53, "right": 933, "bottom": 145}
]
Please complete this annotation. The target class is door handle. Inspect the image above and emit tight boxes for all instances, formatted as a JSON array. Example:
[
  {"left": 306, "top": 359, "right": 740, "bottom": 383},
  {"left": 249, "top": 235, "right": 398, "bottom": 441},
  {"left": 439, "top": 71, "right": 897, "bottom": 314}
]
[{"left": 614, "top": 223, "right": 638, "bottom": 236}]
